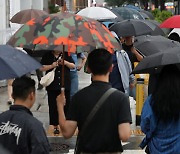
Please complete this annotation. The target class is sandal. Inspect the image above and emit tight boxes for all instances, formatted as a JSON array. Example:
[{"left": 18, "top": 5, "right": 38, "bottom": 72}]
[{"left": 54, "top": 128, "right": 60, "bottom": 135}]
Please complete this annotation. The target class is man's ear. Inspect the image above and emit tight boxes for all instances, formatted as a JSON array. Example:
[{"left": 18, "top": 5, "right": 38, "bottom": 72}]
[
  {"left": 109, "top": 64, "right": 114, "bottom": 72},
  {"left": 29, "top": 91, "right": 35, "bottom": 101}
]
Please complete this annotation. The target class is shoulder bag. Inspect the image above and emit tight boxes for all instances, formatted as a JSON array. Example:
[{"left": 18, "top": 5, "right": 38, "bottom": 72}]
[{"left": 40, "top": 68, "right": 56, "bottom": 87}]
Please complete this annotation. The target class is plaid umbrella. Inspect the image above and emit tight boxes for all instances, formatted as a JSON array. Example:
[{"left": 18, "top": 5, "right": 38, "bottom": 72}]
[
  {"left": 7, "top": 12, "right": 120, "bottom": 54},
  {"left": 10, "top": 9, "right": 48, "bottom": 24}
]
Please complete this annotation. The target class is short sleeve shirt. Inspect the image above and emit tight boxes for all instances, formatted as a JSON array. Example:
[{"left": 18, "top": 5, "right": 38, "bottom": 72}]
[
  {"left": 67, "top": 81, "right": 132, "bottom": 153},
  {"left": 41, "top": 51, "right": 74, "bottom": 91}
]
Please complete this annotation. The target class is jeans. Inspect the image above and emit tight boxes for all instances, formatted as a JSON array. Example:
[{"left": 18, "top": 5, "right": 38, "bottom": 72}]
[
  {"left": 129, "top": 86, "right": 136, "bottom": 100},
  {"left": 70, "top": 71, "right": 78, "bottom": 98}
]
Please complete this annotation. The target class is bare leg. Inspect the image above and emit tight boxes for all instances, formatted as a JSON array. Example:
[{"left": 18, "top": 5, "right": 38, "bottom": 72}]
[{"left": 7, "top": 79, "right": 14, "bottom": 105}]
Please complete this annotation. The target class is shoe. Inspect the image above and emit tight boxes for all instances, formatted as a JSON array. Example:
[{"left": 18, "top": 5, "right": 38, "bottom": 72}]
[
  {"left": 37, "top": 84, "right": 43, "bottom": 90},
  {"left": 7, "top": 100, "right": 13, "bottom": 105},
  {"left": 54, "top": 128, "right": 60, "bottom": 135}
]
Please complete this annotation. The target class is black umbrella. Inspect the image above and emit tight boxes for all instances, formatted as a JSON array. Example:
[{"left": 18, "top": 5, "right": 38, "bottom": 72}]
[
  {"left": 0, "top": 45, "right": 42, "bottom": 80},
  {"left": 139, "top": 10, "right": 154, "bottom": 20},
  {"left": 111, "top": 7, "right": 144, "bottom": 20},
  {"left": 134, "top": 35, "right": 180, "bottom": 56},
  {"left": 132, "top": 47, "right": 180, "bottom": 74},
  {"left": 141, "top": 20, "right": 165, "bottom": 36},
  {"left": 109, "top": 19, "right": 153, "bottom": 37}
]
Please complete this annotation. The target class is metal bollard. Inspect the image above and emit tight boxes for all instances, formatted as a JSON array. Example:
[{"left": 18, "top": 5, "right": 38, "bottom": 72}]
[{"left": 136, "top": 78, "right": 145, "bottom": 126}]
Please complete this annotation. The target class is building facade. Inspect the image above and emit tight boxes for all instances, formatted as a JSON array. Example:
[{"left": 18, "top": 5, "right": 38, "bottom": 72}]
[{"left": 0, "top": 0, "right": 47, "bottom": 45}]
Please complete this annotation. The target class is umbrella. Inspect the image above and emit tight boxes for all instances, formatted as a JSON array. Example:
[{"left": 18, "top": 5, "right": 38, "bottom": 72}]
[
  {"left": 143, "top": 20, "right": 165, "bottom": 36},
  {"left": 132, "top": 47, "right": 180, "bottom": 74},
  {"left": 7, "top": 13, "right": 120, "bottom": 53},
  {"left": 0, "top": 45, "right": 42, "bottom": 80},
  {"left": 160, "top": 15, "right": 180, "bottom": 28},
  {"left": 139, "top": 12, "right": 150, "bottom": 20},
  {"left": 134, "top": 35, "right": 180, "bottom": 56},
  {"left": 125, "top": 5, "right": 141, "bottom": 11},
  {"left": 98, "top": 17, "right": 123, "bottom": 28},
  {"left": 111, "top": 7, "right": 144, "bottom": 20},
  {"left": 139, "top": 10, "right": 154, "bottom": 20},
  {"left": 109, "top": 19, "right": 153, "bottom": 37},
  {"left": 76, "top": 7, "right": 118, "bottom": 20},
  {"left": 7, "top": 12, "right": 120, "bottom": 87},
  {"left": 10, "top": 9, "right": 48, "bottom": 24}
]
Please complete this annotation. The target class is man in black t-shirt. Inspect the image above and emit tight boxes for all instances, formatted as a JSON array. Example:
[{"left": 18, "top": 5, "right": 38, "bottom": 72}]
[{"left": 57, "top": 49, "right": 132, "bottom": 153}]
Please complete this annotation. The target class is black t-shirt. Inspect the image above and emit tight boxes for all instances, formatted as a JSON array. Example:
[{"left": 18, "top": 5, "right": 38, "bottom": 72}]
[
  {"left": 67, "top": 81, "right": 132, "bottom": 153},
  {"left": 41, "top": 51, "right": 74, "bottom": 91}
]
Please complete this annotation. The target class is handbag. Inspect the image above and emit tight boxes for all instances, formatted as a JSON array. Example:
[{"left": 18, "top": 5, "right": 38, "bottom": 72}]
[
  {"left": 75, "top": 88, "right": 117, "bottom": 154},
  {"left": 40, "top": 68, "right": 56, "bottom": 87}
]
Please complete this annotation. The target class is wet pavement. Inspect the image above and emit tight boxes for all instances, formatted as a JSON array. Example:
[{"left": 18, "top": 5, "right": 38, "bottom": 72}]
[{"left": 0, "top": 68, "right": 145, "bottom": 154}]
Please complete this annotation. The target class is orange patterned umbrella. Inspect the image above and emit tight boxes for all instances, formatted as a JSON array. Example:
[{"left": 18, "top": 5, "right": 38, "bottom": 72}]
[{"left": 8, "top": 12, "right": 120, "bottom": 54}]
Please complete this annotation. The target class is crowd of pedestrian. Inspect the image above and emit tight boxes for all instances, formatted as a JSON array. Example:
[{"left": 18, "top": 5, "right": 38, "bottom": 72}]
[{"left": 0, "top": 6, "right": 180, "bottom": 154}]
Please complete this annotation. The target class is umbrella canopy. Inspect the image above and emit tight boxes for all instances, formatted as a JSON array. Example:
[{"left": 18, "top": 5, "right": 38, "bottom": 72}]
[
  {"left": 7, "top": 12, "right": 120, "bottom": 54},
  {"left": 109, "top": 19, "right": 153, "bottom": 37},
  {"left": 77, "top": 7, "right": 118, "bottom": 20},
  {"left": 125, "top": 5, "right": 141, "bottom": 11},
  {"left": 10, "top": 9, "right": 48, "bottom": 24},
  {"left": 111, "top": 7, "right": 144, "bottom": 20},
  {"left": 0, "top": 45, "right": 42, "bottom": 80},
  {"left": 98, "top": 17, "right": 123, "bottom": 28},
  {"left": 139, "top": 10, "right": 154, "bottom": 20},
  {"left": 160, "top": 15, "right": 180, "bottom": 28},
  {"left": 141, "top": 20, "right": 165, "bottom": 36},
  {"left": 132, "top": 47, "right": 180, "bottom": 74},
  {"left": 139, "top": 12, "right": 150, "bottom": 20},
  {"left": 134, "top": 35, "right": 180, "bottom": 56}
]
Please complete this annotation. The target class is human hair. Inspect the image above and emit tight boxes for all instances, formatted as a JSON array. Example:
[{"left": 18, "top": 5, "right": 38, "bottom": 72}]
[
  {"left": 88, "top": 48, "right": 112, "bottom": 75},
  {"left": 152, "top": 65, "right": 180, "bottom": 122},
  {"left": 12, "top": 76, "right": 35, "bottom": 100}
]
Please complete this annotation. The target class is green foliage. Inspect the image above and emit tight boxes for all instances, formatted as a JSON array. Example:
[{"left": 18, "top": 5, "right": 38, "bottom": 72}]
[
  {"left": 158, "top": 10, "right": 172, "bottom": 22},
  {"left": 48, "top": 3, "right": 60, "bottom": 14},
  {"left": 152, "top": 8, "right": 172, "bottom": 23},
  {"left": 151, "top": 8, "right": 161, "bottom": 18}
]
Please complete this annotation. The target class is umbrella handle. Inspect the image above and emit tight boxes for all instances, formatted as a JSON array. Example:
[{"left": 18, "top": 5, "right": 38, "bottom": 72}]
[{"left": 61, "top": 87, "right": 65, "bottom": 95}]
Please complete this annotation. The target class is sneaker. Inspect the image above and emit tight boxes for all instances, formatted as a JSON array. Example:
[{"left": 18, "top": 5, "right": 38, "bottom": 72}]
[
  {"left": 54, "top": 128, "right": 60, "bottom": 135},
  {"left": 7, "top": 100, "right": 13, "bottom": 105},
  {"left": 37, "top": 84, "right": 43, "bottom": 90}
]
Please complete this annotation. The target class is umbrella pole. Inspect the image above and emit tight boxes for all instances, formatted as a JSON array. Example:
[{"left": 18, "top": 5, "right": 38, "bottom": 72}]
[{"left": 61, "top": 45, "right": 65, "bottom": 89}]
